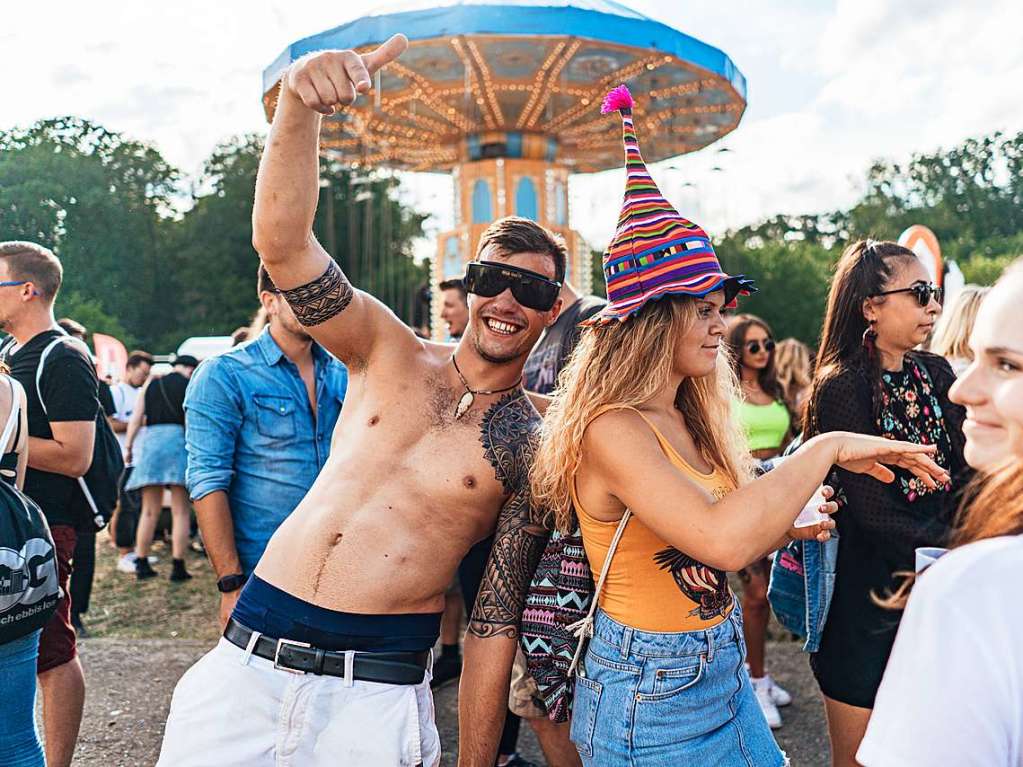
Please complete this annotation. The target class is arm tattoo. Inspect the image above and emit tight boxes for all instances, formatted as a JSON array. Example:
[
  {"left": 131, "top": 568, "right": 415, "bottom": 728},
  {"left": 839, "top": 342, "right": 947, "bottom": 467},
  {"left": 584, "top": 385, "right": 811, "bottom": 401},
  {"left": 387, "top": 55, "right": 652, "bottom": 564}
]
[
  {"left": 280, "top": 260, "right": 353, "bottom": 326},
  {"left": 469, "top": 393, "right": 550, "bottom": 639}
]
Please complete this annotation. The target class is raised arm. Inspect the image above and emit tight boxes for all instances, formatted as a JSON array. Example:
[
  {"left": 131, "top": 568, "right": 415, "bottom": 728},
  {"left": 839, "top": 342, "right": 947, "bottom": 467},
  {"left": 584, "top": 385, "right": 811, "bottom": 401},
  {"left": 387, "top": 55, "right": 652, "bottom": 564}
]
[
  {"left": 585, "top": 409, "right": 948, "bottom": 573},
  {"left": 458, "top": 484, "right": 548, "bottom": 765},
  {"left": 252, "top": 35, "right": 417, "bottom": 369}
]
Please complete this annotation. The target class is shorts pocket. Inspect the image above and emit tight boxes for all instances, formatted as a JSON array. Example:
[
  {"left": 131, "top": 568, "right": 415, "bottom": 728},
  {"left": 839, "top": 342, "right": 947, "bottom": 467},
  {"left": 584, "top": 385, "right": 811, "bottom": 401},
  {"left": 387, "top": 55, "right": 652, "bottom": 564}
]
[
  {"left": 253, "top": 395, "right": 296, "bottom": 442},
  {"left": 569, "top": 675, "right": 602, "bottom": 758},
  {"left": 634, "top": 647, "right": 741, "bottom": 744},
  {"left": 650, "top": 655, "right": 704, "bottom": 697}
]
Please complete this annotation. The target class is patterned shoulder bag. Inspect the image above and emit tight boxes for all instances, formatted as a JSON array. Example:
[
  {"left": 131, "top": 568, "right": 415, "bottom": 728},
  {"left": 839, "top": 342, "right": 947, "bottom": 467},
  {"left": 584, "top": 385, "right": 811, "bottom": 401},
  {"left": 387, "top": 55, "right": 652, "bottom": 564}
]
[{"left": 520, "top": 510, "right": 631, "bottom": 722}]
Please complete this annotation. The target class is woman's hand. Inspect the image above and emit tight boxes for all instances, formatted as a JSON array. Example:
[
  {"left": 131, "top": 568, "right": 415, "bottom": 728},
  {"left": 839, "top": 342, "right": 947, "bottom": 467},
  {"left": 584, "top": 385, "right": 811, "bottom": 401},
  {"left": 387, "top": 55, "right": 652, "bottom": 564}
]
[
  {"left": 820, "top": 432, "right": 949, "bottom": 488},
  {"left": 788, "top": 485, "right": 838, "bottom": 543}
]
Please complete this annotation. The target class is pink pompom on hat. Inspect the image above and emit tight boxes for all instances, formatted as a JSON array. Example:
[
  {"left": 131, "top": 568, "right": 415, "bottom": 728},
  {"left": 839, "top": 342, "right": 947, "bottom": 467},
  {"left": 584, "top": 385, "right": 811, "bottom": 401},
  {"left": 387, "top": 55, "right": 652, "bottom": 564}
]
[{"left": 585, "top": 84, "right": 754, "bottom": 326}]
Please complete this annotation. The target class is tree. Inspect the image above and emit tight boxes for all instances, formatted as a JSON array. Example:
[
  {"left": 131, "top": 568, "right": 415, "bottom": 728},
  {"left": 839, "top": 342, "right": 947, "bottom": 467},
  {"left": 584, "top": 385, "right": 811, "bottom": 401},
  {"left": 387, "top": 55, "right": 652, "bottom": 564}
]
[{"left": 0, "top": 117, "right": 179, "bottom": 348}]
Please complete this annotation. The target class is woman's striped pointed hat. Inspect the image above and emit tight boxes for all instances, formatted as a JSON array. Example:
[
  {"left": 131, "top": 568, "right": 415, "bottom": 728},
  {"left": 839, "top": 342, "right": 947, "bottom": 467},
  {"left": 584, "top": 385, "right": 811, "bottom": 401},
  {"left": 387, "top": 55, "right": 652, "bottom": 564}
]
[{"left": 587, "top": 84, "right": 755, "bottom": 325}]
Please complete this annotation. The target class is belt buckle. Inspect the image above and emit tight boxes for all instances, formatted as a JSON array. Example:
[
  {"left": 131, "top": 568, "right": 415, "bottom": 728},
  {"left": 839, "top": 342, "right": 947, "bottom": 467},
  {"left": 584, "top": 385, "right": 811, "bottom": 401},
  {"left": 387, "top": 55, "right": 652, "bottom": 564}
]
[{"left": 273, "top": 638, "right": 311, "bottom": 674}]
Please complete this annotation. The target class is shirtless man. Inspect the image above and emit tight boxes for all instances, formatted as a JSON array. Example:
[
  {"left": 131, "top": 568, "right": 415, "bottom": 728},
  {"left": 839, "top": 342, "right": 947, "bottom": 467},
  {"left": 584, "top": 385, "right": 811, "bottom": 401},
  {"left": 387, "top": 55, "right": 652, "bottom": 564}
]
[{"left": 158, "top": 34, "right": 564, "bottom": 767}]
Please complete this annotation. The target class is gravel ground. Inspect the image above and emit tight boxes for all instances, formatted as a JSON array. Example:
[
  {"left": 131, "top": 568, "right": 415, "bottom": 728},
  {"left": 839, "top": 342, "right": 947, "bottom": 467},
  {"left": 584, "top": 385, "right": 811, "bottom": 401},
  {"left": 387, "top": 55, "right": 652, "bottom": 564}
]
[{"left": 71, "top": 637, "right": 828, "bottom": 766}]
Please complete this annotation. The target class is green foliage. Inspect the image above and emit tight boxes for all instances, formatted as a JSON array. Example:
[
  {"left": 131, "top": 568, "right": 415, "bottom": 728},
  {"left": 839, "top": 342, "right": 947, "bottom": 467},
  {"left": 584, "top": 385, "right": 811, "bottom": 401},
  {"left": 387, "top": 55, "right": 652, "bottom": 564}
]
[
  {"left": 1, "top": 120, "right": 429, "bottom": 352},
  {"left": 715, "top": 238, "right": 834, "bottom": 345},
  {"left": 716, "top": 130, "right": 1023, "bottom": 347},
  {"left": 55, "top": 290, "right": 131, "bottom": 346}
]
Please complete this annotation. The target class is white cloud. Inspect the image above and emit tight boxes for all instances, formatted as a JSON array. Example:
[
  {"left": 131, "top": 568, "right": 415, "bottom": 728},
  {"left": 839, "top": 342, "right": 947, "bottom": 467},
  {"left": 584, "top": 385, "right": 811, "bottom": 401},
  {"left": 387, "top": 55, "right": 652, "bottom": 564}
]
[{"left": 5, "top": 0, "right": 1023, "bottom": 258}]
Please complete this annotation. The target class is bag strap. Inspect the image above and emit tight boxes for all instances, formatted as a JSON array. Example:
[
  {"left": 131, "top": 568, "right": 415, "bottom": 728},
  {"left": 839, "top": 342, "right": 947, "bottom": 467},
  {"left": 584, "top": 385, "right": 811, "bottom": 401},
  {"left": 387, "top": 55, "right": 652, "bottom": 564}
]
[
  {"left": 0, "top": 376, "right": 22, "bottom": 455},
  {"left": 35, "top": 333, "right": 103, "bottom": 524},
  {"left": 565, "top": 508, "right": 631, "bottom": 677}
]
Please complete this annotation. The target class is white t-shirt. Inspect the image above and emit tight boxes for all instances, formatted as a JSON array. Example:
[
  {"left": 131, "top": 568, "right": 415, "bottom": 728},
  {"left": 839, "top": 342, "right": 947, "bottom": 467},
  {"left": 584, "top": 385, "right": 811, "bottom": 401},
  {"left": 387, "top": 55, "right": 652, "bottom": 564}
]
[
  {"left": 110, "top": 381, "right": 140, "bottom": 456},
  {"left": 858, "top": 534, "right": 1023, "bottom": 767}
]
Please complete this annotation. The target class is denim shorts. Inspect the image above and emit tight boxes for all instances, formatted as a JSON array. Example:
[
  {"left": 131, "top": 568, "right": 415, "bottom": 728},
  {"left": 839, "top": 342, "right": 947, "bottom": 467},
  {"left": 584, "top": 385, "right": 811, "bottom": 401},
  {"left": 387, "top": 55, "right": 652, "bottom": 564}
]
[
  {"left": 571, "top": 608, "right": 787, "bottom": 766},
  {"left": 0, "top": 630, "right": 45, "bottom": 767}
]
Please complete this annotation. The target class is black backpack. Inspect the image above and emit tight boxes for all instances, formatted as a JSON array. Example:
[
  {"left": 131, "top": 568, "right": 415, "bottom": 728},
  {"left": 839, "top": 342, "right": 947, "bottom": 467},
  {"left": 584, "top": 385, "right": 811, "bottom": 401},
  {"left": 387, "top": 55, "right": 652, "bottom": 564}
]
[
  {"left": 0, "top": 377, "right": 60, "bottom": 644},
  {"left": 34, "top": 335, "right": 124, "bottom": 532}
]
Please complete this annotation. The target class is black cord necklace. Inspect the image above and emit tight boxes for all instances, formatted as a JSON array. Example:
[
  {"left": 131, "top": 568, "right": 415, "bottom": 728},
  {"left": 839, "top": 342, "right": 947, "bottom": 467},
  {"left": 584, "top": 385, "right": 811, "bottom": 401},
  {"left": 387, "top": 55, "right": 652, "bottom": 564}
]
[{"left": 450, "top": 354, "right": 522, "bottom": 420}]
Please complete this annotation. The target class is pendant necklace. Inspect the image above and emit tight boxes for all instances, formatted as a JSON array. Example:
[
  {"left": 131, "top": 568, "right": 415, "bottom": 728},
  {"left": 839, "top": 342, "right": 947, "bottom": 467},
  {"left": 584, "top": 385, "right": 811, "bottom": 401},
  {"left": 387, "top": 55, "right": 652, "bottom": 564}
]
[{"left": 451, "top": 355, "right": 521, "bottom": 420}]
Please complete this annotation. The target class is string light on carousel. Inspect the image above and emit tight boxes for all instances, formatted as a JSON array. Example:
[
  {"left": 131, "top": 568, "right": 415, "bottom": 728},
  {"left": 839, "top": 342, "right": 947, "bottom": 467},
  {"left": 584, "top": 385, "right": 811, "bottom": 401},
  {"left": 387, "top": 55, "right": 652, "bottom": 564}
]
[{"left": 262, "top": 0, "right": 748, "bottom": 339}]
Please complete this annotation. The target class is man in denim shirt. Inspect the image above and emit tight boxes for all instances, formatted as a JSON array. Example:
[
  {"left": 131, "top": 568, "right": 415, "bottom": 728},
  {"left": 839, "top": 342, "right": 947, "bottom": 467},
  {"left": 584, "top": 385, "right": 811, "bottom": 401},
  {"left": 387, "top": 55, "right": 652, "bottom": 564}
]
[{"left": 185, "top": 265, "right": 347, "bottom": 628}]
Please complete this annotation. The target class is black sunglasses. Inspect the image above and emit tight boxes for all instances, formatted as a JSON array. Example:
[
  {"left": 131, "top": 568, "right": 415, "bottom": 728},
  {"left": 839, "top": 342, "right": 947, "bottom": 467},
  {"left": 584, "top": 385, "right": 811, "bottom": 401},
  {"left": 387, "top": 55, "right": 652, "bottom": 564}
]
[
  {"left": 463, "top": 261, "right": 561, "bottom": 312},
  {"left": 871, "top": 283, "right": 943, "bottom": 307},
  {"left": 745, "top": 339, "right": 775, "bottom": 355}
]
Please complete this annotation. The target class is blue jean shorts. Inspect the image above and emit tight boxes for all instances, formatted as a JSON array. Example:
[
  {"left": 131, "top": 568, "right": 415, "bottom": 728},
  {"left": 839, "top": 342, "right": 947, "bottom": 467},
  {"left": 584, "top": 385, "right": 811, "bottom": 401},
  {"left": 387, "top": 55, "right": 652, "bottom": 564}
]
[{"left": 570, "top": 607, "right": 787, "bottom": 766}]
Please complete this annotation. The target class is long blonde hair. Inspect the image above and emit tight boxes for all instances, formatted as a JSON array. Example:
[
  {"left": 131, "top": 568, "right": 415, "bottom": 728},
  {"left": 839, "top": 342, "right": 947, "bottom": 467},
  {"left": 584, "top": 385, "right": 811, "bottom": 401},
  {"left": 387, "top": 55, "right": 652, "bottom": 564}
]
[
  {"left": 530, "top": 296, "right": 754, "bottom": 533},
  {"left": 927, "top": 285, "right": 989, "bottom": 363},
  {"left": 774, "top": 338, "right": 813, "bottom": 415}
]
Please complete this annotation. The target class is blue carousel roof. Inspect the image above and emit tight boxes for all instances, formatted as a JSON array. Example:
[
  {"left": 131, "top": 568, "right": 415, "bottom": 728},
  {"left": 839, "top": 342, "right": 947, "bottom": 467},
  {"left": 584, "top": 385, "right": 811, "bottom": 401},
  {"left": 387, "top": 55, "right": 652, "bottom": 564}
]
[{"left": 262, "top": 0, "right": 747, "bottom": 172}]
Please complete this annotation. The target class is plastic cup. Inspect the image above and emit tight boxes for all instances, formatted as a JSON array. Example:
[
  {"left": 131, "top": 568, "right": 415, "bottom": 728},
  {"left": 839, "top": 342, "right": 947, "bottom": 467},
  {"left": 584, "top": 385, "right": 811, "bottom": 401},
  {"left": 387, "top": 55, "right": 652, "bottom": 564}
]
[
  {"left": 793, "top": 486, "right": 830, "bottom": 528},
  {"left": 915, "top": 546, "right": 948, "bottom": 572}
]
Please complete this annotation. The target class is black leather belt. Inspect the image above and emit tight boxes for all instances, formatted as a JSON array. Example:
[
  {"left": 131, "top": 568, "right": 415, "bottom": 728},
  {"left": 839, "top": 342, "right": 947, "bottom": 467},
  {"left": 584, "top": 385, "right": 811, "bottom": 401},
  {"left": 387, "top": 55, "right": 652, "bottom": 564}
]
[{"left": 224, "top": 618, "right": 430, "bottom": 685}]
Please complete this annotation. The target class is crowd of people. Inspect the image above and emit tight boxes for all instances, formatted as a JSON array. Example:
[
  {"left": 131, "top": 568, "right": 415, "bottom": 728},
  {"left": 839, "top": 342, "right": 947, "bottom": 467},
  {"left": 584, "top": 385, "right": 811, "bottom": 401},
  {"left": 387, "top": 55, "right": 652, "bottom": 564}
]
[{"left": 0, "top": 33, "right": 1021, "bottom": 767}]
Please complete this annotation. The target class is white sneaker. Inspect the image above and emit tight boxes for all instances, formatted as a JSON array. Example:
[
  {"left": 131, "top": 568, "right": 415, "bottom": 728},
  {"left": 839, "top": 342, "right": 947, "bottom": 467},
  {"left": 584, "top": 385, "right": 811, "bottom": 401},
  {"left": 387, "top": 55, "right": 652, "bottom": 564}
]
[
  {"left": 765, "top": 674, "right": 793, "bottom": 707},
  {"left": 116, "top": 553, "right": 158, "bottom": 573},
  {"left": 753, "top": 677, "right": 782, "bottom": 729}
]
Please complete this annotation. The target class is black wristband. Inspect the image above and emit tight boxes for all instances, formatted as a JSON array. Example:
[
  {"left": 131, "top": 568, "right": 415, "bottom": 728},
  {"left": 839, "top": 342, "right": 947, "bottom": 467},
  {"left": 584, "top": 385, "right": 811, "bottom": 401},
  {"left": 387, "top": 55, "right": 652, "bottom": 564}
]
[{"left": 217, "top": 573, "right": 246, "bottom": 593}]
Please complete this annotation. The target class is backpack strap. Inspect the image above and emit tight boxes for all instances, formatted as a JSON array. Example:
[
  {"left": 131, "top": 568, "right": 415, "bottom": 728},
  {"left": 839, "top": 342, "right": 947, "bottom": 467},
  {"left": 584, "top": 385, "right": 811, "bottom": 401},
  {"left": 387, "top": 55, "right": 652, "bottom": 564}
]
[
  {"left": 35, "top": 333, "right": 102, "bottom": 523},
  {"left": 0, "top": 376, "right": 22, "bottom": 455},
  {"left": 565, "top": 507, "right": 630, "bottom": 676}
]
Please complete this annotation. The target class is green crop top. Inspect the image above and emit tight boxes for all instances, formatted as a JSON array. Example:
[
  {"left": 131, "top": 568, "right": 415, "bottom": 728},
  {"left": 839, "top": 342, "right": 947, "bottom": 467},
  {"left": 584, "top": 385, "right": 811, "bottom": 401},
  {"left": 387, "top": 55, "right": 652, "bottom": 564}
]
[{"left": 737, "top": 399, "right": 791, "bottom": 452}]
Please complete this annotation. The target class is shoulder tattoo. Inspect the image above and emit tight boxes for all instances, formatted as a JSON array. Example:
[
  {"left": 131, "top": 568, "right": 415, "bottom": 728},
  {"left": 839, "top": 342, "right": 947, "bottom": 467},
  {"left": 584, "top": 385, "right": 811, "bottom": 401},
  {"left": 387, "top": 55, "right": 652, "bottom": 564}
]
[
  {"left": 468, "top": 392, "right": 550, "bottom": 639},
  {"left": 280, "top": 260, "right": 353, "bottom": 326}
]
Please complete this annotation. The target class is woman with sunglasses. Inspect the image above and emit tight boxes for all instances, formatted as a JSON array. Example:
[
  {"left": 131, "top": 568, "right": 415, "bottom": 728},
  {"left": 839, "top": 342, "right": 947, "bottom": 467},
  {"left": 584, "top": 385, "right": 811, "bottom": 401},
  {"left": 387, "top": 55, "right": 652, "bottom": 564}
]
[
  {"left": 726, "top": 314, "right": 794, "bottom": 729},
  {"left": 530, "top": 87, "right": 949, "bottom": 767},
  {"left": 802, "top": 239, "right": 970, "bottom": 766},
  {"left": 858, "top": 260, "right": 1023, "bottom": 766}
]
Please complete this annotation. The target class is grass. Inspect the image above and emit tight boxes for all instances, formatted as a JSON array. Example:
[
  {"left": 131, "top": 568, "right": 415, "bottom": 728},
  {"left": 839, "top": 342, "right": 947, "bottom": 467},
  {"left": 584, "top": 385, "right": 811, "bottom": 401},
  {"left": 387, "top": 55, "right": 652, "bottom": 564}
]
[{"left": 83, "top": 529, "right": 221, "bottom": 643}]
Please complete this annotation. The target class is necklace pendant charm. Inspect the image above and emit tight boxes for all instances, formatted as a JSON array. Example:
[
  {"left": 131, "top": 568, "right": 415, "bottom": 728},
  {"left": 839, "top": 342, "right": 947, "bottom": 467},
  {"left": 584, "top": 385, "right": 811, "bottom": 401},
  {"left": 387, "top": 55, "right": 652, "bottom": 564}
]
[{"left": 454, "top": 390, "right": 475, "bottom": 420}]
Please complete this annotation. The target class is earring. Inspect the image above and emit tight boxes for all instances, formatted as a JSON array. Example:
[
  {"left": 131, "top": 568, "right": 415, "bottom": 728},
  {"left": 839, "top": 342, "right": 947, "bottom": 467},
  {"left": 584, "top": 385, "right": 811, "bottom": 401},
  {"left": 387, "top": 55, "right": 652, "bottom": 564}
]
[{"left": 862, "top": 319, "right": 877, "bottom": 354}]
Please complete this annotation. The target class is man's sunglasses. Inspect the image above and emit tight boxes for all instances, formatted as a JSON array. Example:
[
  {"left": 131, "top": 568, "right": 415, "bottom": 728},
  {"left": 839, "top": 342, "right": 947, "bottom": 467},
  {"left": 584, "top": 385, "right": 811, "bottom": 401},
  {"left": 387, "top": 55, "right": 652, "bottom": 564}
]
[
  {"left": 745, "top": 339, "right": 775, "bottom": 355},
  {"left": 463, "top": 261, "right": 561, "bottom": 312},
  {"left": 871, "top": 283, "right": 943, "bottom": 307}
]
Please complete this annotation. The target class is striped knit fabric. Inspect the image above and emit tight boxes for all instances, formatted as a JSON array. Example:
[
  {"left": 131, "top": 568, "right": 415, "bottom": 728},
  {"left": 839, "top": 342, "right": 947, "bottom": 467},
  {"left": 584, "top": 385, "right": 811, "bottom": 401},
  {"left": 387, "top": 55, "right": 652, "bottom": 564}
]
[{"left": 588, "top": 84, "right": 755, "bottom": 325}]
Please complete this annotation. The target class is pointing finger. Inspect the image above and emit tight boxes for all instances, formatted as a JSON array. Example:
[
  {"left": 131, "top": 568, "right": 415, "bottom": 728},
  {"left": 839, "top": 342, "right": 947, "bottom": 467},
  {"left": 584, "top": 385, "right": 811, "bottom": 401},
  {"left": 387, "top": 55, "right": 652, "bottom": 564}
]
[{"left": 362, "top": 33, "right": 409, "bottom": 76}]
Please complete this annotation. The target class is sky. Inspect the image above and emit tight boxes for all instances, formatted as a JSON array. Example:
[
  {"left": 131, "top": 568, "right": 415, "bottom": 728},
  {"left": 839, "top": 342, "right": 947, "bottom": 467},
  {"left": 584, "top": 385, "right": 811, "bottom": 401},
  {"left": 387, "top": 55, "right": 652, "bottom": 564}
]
[{"left": 5, "top": 0, "right": 1023, "bottom": 256}]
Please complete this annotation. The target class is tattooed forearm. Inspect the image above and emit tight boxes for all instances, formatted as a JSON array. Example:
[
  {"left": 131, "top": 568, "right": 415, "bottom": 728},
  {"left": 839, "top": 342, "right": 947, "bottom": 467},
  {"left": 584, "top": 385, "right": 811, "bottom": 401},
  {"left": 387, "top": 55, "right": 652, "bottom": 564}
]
[
  {"left": 469, "top": 392, "right": 549, "bottom": 638},
  {"left": 469, "top": 490, "right": 548, "bottom": 638},
  {"left": 280, "top": 259, "right": 353, "bottom": 326}
]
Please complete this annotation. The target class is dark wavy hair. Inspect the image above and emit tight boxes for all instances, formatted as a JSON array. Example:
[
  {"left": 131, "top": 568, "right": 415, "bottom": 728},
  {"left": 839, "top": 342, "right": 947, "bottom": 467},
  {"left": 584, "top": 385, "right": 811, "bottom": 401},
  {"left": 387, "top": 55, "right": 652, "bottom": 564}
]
[
  {"left": 726, "top": 314, "right": 785, "bottom": 406},
  {"left": 803, "top": 239, "right": 919, "bottom": 435}
]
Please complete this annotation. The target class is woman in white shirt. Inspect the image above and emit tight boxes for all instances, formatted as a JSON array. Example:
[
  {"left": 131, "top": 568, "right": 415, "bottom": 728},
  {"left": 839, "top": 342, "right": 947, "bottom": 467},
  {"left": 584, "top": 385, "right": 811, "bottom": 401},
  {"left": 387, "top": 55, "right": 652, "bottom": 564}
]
[{"left": 859, "top": 260, "right": 1023, "bottom": 766}]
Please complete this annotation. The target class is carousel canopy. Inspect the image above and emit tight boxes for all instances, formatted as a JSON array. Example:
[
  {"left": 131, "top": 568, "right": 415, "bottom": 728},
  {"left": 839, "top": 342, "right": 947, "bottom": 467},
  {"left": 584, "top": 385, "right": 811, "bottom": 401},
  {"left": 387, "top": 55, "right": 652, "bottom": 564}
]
[{"left": 262, "top": 0, "right": 747, "bottom": 172}]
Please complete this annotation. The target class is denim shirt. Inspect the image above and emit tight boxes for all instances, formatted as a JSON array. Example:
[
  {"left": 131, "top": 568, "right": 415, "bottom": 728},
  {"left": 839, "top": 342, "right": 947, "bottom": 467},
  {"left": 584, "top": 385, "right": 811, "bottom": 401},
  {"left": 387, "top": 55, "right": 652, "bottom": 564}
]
[
  {"left": 760, "top": 445, "right": 839, "bottom": 653},
  {"left": 768, "top": 535, "right": 839, "bottom": 653},
  {"left": 184, "top": 328, "right": 347, "bottom": 575}
]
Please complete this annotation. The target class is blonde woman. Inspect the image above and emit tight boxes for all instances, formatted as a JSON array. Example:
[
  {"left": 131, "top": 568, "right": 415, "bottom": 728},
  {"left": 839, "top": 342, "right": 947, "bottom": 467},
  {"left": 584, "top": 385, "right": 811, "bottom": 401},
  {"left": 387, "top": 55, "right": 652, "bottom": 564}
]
[
  {"left": 859, "top": 261, "right": 1023, "bottom": 766},
  {"left": 927, "top": 285, "right": 989, "bottom": 374},
  {"left": 530, "top": 84, "right": 949, "bottom": 767},
  {"left": 774, "top": 338, "right": 813, "bottom": 417}
]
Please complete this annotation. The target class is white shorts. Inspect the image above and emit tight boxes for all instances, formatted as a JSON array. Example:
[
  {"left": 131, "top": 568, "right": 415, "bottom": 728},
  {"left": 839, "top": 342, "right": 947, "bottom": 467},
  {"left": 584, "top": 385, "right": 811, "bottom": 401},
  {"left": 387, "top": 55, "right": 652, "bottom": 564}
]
[{"left": 157, "top": 638, "right": 440, "bottom": 767}]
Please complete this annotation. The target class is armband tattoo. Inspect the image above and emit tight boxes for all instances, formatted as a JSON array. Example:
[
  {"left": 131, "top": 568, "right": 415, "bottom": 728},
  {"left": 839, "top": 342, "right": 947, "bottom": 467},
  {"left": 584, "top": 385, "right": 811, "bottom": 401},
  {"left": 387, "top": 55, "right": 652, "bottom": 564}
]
[{"left": 280, "top": 260, "right": 353, "bottom": 326}]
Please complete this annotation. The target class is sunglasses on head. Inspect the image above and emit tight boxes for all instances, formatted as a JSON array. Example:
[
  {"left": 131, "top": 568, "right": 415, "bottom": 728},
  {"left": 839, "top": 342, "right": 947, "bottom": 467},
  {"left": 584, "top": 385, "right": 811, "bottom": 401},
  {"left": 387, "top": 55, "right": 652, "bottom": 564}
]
[
  {"left": 463, "top": 261, "right": 561, "bottom": 312},
  {"left": 871, "top": 282, "right": 943, "bottom": 307},
  {"left": 745, "top": 339, "right": 775, "bottom": 355}
]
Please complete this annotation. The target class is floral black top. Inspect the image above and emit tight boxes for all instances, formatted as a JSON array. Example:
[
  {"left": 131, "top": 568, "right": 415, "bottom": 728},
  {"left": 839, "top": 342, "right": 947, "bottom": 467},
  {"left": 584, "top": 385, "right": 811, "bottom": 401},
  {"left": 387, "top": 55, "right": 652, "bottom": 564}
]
[{"left": 877, "top": 359, "right": 954, "bottom": 502}]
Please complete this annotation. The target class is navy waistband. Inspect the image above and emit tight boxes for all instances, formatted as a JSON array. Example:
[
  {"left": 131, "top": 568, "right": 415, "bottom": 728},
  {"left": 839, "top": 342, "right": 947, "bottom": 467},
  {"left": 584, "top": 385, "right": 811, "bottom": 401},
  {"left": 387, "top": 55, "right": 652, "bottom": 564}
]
[{"left": 231, "top": 575, "right": 441, "bottom": 653}]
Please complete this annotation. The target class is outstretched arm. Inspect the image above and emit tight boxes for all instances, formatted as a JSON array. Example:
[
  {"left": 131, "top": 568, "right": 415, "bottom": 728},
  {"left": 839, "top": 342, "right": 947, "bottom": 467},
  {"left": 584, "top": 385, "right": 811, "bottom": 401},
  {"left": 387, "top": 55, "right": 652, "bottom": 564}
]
[
  {"left": 252, "top": 35, "right": 416, "bottom": 369},
  {"left": 458, "top": 487, "right": 548, "bottom": 767},
  {"left": 585, "top": 409, "right": 949, "bottom": 573}
]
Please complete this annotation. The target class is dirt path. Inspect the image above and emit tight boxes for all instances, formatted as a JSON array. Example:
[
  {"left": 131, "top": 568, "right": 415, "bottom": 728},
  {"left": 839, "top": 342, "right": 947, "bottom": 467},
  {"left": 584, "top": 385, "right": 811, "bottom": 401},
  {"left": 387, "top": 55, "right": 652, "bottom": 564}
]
[{"left": 72, "top": 636, "right": 827, "bottom": 766}]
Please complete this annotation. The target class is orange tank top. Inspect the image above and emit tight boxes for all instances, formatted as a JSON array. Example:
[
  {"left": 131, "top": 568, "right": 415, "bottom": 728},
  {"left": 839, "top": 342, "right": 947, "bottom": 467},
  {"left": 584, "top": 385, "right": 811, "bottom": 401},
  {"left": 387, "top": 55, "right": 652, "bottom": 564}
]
[{"left": 573, "top": 406, "right": 737, "bottom": 632}]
